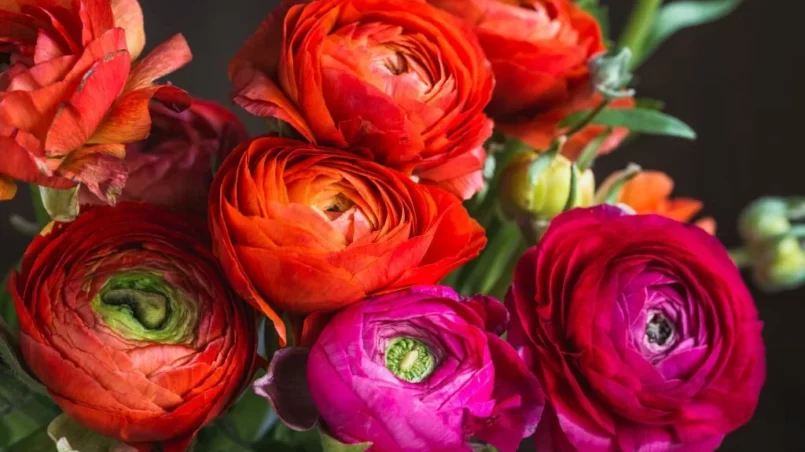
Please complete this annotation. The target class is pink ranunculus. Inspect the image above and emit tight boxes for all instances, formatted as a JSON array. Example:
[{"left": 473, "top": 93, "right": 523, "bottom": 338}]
[
  {"left": 80, "top": 99, "right": 248, "bottom": 212},
  {"left": 258, "top": 286, "right": 544, "bottom": 452},
  {"left": 506, "top": 205, "right": 766, "bottom": 451}
]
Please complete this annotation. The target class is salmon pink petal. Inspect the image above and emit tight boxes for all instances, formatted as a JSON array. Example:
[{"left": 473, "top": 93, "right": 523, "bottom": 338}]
[
  {"left": 56, "top": 143, "right": 126, "bottom": 202},
  {"left": 77, "top": 0, "right": 114, "bottom": 45},
  {"left": 123, "top": 33, "right": 191, "bottom": 93},
  {"left": 89, "top": 85, "right": 189, "bottom": 144},
  {"left": 111, "top": 0, "right": 144, "bottom": 59},
  {"left": 44, "top": 48, "right": 130, "bottom": 154}
]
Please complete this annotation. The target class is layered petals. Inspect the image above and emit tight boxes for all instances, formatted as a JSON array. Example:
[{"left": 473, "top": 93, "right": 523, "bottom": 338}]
[
  {"left": 229, "top": 0, "right": 494, "bottom": 199},
  {"left": 0, "top": 0, "right": 192, "bottom": 201},
  {"left": 80, "top": 98, "right": 248, "bottom": 212},
  {"left": 208, "top": 137, "right": 486, "bottom": 344},
  {"left": 305, "top": 286, "right": 544, "bottom": 452},
  {"left": 431, "top": 0, "right": 631, "bottom": 158},
  {"left": 505, "top": 206, "right": 765, "bottom": 451},
  {"left": 11, "top": 203, "right": 258, "bottom": 450}
]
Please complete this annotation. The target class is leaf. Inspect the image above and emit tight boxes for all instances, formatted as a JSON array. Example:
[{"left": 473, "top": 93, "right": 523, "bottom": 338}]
[
  {"left": 639, "top": 0, "right": 743, "bottom": 66},
  {"left": 40, "top": 186, "right": 79, "bottom": 223},
  {"left": 47, "top": 414, "right": 135, "bottom": 452},
  {"left": 319, "top": 430, "right": 371, "bottom": 452},
  {"left": 560, "top": 108, "right": 696, "bottom": 140},
  {"left": 0, "top": 317, "right": 48, "bottom": 396},
  {"left": 194, "top": 423, "right": 255, "bottom": 452},
  {"left": 634, "top": 98, "right": 666, "bottom": 111}
]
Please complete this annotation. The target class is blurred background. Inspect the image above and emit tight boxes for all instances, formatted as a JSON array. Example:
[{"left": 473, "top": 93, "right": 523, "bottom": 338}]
[{"left": 0, "top": 0, "right": 801, "bottom": 449}]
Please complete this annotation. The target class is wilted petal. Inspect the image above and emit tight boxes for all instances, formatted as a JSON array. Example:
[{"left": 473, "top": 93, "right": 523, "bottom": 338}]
[
  {"left": 254, "top": 347, "right": 319, "bottom": 431},
  {"left": 123, "top": 34, "right": 191, "bottom": 93},
  {"left": 111, "top": 0, "right": 145, "bottom": 59}
]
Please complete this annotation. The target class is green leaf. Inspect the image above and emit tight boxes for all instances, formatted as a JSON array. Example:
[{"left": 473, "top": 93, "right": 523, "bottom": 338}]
[
  {"left": 639, "top": 0, "right": 742, "bottom": 66},
  {"left": 39, "top": 186, "right": 79, "bottom": 223},
  {"left": 319, "top": 430, "right": 371, "bottom": 452},
  {"left": 194, "top": 423, "right": 255, "bottom": 452},
  {"left": 560, "top": 108, "right": 696, "bottom": 140},
  {"left": 219, "top": 372, "right": 278, "bottom": 444},
  {"left": 0, "top": 319, "right": 48, "bottom": 396},
  {"left": 634, "top": 98, "right": 666, "bottom": 111},
  {"left": 46, "top": 414, "right": 133, "bottom": 452},
  {"left": 271, "top": 424, "right": 321, "bottom": 452},
  {"left": 462, "top": 221, "right": 522, "bottom": 295}
]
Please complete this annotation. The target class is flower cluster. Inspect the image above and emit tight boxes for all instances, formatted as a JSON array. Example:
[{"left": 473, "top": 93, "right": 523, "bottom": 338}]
[{"left": 0, "top": 1, "right": 771, "bottom": 451}]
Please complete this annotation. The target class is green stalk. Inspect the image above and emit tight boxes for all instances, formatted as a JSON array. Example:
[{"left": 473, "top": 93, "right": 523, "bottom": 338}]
[
  {"left": 28, "top": 185, "right": 49, "bottom": 228},
  {"left": 728, "top": 247, "right": 752, "bottom": 268},
  {"left": 618, "top": 0, "right": 663, "bottom": 65}
]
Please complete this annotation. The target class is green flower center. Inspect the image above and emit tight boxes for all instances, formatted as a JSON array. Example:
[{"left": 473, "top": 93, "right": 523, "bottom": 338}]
[
  {"left": 91, "top": 271, "right": 198, "bottom": 344},
  {"left": 385, "top": 337, "right": 435, "bottom": 383}
]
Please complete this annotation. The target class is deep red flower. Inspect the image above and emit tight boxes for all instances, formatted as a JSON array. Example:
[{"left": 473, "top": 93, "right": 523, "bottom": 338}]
[
  {"left": 80, "top": 98, "right": 248, "bottom": 212},
  {"left": 11, "top": 204, "right": 258, "bottom": 451},
  {"left": 506, "top": 206, "right": 765, "bottom": 451}
]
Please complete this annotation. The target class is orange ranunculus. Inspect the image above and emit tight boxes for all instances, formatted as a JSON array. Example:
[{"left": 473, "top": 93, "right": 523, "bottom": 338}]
[
  {"left": 229, "top": 0, "right": 494, "bottom": 200},
  {"left": 0, "top": 0, "right": 192, "bottom": 201},
  {"left": 209, "top": 136, "right": 486, "bottom": 343},
  {"left": 617, "top": 170, "right": 716, "bottom": 234},
  {"left": 430, "top": 0, "right": 633, "bottom": 160}
]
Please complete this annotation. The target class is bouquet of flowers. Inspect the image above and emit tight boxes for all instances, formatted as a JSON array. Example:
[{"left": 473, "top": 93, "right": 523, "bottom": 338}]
[{"left": 0, "top": 0, "right": 797, "bottom": 451}]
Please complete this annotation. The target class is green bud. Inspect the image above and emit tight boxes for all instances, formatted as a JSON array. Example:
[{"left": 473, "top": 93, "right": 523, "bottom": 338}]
[
  {"left": 500, "top": 151, "right": 595, "bottom": 223},
  {"left": 739, "top": 197, "right": 792, "bottom": 243},
  {"left": 751, "top": 236, "right": 805, "bottom": 293},
  {"left": 588, "top": 48, "right": 635, "bottom": 99},
  {"left": 385, "top": 337, "right": 435, "bottom": 383},
  {"left": 91, "top": 272, "right": 198, "bottom": 344}
]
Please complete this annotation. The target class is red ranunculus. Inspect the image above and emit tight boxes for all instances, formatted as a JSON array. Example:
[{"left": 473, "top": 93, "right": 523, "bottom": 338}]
[
  {"left": 209, "top": 136, "right": 486, "bottom": 344},
  {"left": 229, "top": 0, "right": 494, "bottom": 199},
  {"left": 506, "top": 206, "right": 765, "bottom": 451},
  {"left": 80, "top": 98, "right": 248, "bottom": 212},
  {"left": 430, "top": 0, "right": 632, "bottom": 159},
  {"left": 0, "top": 0, "right": 192, "bottom": 201},
  {"left": 11, "top": 204, "right": 258, "bottom": 451}
]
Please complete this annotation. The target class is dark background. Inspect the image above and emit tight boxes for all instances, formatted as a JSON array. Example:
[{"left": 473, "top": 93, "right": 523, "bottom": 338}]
[{"left": 1, "top": 0, "right": 802, "bottom": 449}]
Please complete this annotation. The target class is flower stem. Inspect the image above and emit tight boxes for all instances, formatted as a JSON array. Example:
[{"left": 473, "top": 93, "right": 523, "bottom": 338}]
[
  {"left": 28, "top": 185, "right": 50, "bottom": 229},
  {"left": 618, "top": 0, "right": 663, "bottom": 65},
  {"left": 564, "top": 98, "right": 611, "bottom": 138},
  {"left": 729, "top": 247, "right": 752, "bottom": 268}
]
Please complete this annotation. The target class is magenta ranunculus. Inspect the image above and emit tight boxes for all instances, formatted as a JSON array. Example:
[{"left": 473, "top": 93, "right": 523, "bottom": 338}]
[
  {"left": 80, "top": 99, "right": 248, "bottom": 211},
  {"left": 256, "top": 286, "right": 544, "bottom": 452},
  {"left": 506, "top": 205, "right": 766, "bottom": 451}
]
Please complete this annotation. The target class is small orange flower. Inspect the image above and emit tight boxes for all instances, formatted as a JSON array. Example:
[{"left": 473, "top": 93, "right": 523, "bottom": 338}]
[
  {"left": 618, "top": 170, "right": 716, "bottom": 234},
  {"left": 0, "top": 0, "right": 192, "bottom": 202}
]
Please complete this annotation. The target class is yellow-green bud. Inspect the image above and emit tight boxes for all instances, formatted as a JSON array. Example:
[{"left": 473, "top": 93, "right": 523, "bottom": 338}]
[
  {"left": 751, "top": 237, "right": 805, "bottom": 293},
  {"left": 500, "top": 151, "right": 595, "bottom": 222},
  {"left": 739, "top": 198, "right": 792, "bottom": 243}
]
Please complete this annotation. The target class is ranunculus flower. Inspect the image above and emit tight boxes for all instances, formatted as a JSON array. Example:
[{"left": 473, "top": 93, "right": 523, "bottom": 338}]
[
  {"left": 229, "top": 0, "right": 494, "bottom": 199},
  {"left": 11, "top": 204, "right": 258, "bottom": 451},
  {"left": 506, "top": 206, "right": 765, "bottom": 451},
  {"left": 209, "top": 136, "right": 486, "bottom": 344},
  {"left": 0, "top": 0, "right": 192, "bottom": 201},
  {"left": 80, "top": 98, "right": 248, "bottom": 212},
  {"left": 256, "top": 286, "right": 544, "bottom": 452},
  {"left": 429, "top": 0, "right": 632, "bottom": 160},
  {"left": 616, "top": 170, "right": 716, "bottom": 234}
]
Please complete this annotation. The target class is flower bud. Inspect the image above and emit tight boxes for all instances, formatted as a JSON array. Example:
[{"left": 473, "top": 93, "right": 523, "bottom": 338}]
[
  {"left": 588, "top": 48, "right": 635, "bottom": 99},
  {"left": 750, "top": 236, "right": 805, "bottom": 292},
  {"left": 500, "top": 150, "right": 595, "bottom": 222},
  {"left": 739, "top": 197, "right": 804, "bottom": 243}
]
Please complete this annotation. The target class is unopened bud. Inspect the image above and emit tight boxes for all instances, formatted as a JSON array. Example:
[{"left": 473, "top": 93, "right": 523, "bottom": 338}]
[
  {"left": 739, "top": 197, "right": 791, "bottom": 243},
  {"left": 588, "top": 48, "right": 635, "bottom": 99},
  {"left": 750, "top": 236, "right": 805, "bottom": 293},
  {"left": 500, "top": 151, "right": 595, "bottom": 222}
]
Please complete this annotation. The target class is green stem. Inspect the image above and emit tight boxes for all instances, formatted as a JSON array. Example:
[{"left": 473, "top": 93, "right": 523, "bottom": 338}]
[
  {"left": 564, "top": 98, "right": 611, "bottom": 138},
  {"left": 618, "top": 0, "right": 663, "bottom": 65},
  {"left": 28, "top": 185, "right": 49, "bottom": 228},
  {"left": 729, "top": 247, "right": 752, "bottom": 268}
]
